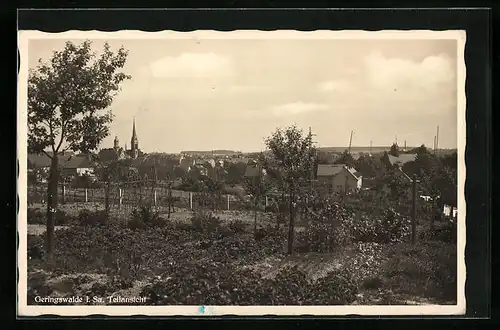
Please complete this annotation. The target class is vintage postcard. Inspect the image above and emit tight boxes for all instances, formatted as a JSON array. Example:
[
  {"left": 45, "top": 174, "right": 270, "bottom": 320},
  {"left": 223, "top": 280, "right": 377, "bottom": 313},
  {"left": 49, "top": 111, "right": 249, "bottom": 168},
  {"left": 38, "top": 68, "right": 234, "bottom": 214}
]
[{"left": 17, "top": 29, "right": 466, "bottom": 316}]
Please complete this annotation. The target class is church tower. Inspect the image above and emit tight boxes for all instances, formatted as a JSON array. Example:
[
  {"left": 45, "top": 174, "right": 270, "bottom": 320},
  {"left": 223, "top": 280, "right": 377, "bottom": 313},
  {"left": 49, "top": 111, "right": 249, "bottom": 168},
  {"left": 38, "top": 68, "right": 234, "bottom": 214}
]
[
  {"left": 113, "top": 136, "right": 120, "bottom": 150},
  {"left": 131, "top": 118, "right": 139, "bottom": 159}
]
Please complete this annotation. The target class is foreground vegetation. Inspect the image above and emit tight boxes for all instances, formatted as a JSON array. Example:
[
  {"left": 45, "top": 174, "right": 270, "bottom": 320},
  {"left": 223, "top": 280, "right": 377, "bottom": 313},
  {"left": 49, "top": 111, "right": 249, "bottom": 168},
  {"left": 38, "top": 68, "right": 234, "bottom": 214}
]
[{"left": 27, "top": 200, "right": 457, "bottom": 306}]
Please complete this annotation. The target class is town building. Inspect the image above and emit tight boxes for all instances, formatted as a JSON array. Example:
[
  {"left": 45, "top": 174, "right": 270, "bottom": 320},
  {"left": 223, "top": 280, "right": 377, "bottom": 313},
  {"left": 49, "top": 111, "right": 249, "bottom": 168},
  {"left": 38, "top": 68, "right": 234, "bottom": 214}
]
[
  {"left": 98, "top": 118, "right": 143, "bottom": 162},
  {"left": 316, "top": 164, "right": 362, "bottom": 193}
]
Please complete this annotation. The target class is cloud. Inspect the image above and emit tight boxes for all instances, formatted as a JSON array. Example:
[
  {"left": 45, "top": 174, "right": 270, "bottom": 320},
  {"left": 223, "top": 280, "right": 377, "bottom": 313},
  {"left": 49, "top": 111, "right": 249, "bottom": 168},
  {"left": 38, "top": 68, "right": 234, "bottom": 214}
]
[
  {"left": 140, "top": 52, "right": 234, "bottom": 79},
  {"left": 317, "top": 80, "right": 351, "bottom": 92},
  {"left": 363, "top": 51, "right": 455, "bottom": 91},
  {"left": 270, "top": 102, "right": 329, "bottom": 116}
]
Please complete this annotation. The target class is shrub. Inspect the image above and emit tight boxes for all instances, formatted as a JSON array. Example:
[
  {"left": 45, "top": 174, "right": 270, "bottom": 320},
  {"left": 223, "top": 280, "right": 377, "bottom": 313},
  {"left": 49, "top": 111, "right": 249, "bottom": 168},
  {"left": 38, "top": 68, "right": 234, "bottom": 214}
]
[
  {"left": 308, "top": 268, "right": 358, "bottom": 305},
  {"left": 28, "top": 234, "right": 45, "bottom": 259},
  {"left": 348, "top": 209, "right": 411, "bottom": 244},
  {"left": 27, "top": 208, "right": 73, "bottom": 226},
  {"left": 382, "top": 242, "right": 457, "bottom": 302},
  {"left": 78, "top": 209, "right": 108, "bottom": 227},
  {"left": 128, "top": 205, "right": 164, "bottom": 229},
  {"left": 54, "top": 209, "right": 73, "bottom": 226},
  {"left": 27, "top": 208, "right": 45, "bottom": 225},
  {"left": 299, "top": 199, "right": 354, "bottom": 252},
  {"left": 228, "top": 219, "right": 247, "bottom": 234},
  {"left": 419, "top": 220, "right": 456, "bottom": 243},
  {"left": 190, "top": 210, "right": 221, "bottom": 233}
]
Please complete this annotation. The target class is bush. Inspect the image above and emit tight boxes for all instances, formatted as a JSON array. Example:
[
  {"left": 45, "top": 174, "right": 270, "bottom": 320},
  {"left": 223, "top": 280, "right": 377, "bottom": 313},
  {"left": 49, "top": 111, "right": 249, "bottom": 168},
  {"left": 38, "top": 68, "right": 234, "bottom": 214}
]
[
  {"left": 228, "top": 219, "right": 247, "bottom": 234},
  {"left": 78, "top": 209, "right": 108, "bottom": 227},
  {"left": 27, "top": 208, "right": 45, "bottom": 225},
  {"left": 190, "top": 210, "right": 221, "bottom": 233},
  {"left": 28, "top": 234, "right": 45, "bottom": 259},
  {"left": 308, "top": 268, "right": 358, "bottom": 305},
  {"left": 419, "top": 220, "right": 456, "bottom": 243},
  {"left": 27, "top": 208, "right": 73, "bottom": 226},
  {"left": 128, "top": 205, "right": 164, "bottom": 230},
  {"left": 383, "top": 242, "right": 457, "bottom": 302},
  {"left": 298, "top": 199, "right": 354, "bottom": 252},
  {"left": 348, "top": 209, "right": 411, "bottom": 244}
]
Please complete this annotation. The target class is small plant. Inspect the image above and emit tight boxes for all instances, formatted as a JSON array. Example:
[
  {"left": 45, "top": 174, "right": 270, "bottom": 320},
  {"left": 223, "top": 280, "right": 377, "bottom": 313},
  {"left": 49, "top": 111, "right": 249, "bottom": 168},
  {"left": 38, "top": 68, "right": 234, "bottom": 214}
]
[
  {"left": 128, "top": 205, "right": 163, "bottom": 229},
  {"left": 27, "top": 208, "right": 45, "bottom": 225},
  {"left": 190, "top": 210, "right": 221, "bottom": 234},
  {"left": 78, "top": 209, "right": 108, "bottom": 227},
  {"left": 27, "top": 234, "right": 45, "bottom": 259},
  {"left": 228, "top": 219, "right": 247, "bottom": 234}
]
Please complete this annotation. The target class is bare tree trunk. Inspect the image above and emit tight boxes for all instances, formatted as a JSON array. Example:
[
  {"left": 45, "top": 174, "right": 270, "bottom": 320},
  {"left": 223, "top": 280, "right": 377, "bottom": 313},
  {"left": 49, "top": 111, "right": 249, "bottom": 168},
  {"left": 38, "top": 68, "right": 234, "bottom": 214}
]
[
  {"left": 46, "top": 155, "right": 59, "bottom": 256},
  {"left": 287, "top": 188, "right": 295, "bottom": 255},
  {"left": 104, "top": 182, "right": 110, "bottom": 215}
]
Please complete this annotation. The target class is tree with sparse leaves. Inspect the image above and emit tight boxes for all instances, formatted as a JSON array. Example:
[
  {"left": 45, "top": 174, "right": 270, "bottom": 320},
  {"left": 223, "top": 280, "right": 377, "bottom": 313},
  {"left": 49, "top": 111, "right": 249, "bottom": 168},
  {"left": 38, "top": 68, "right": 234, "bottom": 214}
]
[
  {"left": 243, "top": 160, "right": 272, "bottom": 237},
  {"left": 263, "top": 125, "right": 316, "bottom": 254},
  {"left": 28, "top": 40, "right": 131, "bottom": 255},
  {"left": 93, "top": 157, "right": 133, "bottom": 215}
]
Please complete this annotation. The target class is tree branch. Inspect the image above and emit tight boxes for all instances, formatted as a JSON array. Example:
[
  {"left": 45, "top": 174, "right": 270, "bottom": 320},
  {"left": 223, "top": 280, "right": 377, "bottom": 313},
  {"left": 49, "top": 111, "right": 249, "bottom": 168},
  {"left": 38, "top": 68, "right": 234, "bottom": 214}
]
[
  {"left": 48, "top": 118, "right": 56, "bottom": 154},
  {"left": 42, "top": 149, "right": 53, "bottom": 159},
  {"left": 55, "top": 118, "right": 67, "bottom": 153}
]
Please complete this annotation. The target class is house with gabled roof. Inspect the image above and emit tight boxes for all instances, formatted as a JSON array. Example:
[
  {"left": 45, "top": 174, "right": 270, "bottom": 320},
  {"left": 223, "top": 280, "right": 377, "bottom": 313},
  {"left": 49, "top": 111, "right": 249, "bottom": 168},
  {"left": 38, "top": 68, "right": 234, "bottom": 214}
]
[{"left": 316, "top": 164, "right": 362, "bottom": 193}]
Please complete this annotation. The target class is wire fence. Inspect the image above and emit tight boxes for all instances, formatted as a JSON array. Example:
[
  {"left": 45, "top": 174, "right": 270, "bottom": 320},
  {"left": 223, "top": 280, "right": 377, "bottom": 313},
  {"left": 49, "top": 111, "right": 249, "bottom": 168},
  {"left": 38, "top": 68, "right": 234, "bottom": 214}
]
[{"left": 27, "top": 181, "right": 265, "bottom": 212}]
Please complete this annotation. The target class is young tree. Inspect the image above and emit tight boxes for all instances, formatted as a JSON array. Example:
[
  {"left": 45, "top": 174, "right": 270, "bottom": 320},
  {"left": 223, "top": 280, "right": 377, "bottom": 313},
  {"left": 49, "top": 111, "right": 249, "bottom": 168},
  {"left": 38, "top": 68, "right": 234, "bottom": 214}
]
[
  {"left": 93, "top": 158, "right": 132, "bottom": 215},
  {"left": 243, "top": 161, "right": 272, "bottom": 237},
  {"left": 263, "top": 125, "right": 316, "bottom": 254},
  {"left": 28, "top": 40, "right": 131, "bottom": 255}
]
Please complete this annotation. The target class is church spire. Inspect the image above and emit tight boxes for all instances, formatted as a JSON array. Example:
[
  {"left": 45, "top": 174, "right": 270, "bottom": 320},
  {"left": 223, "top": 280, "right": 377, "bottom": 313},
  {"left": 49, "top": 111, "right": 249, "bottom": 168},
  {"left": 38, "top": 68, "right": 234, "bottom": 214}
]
[
  {"left": 131, "top": 117, "right": 139, "bottom": 159},
  {"left": 132, "top": 117, "right": 137, "bottom": 140}
]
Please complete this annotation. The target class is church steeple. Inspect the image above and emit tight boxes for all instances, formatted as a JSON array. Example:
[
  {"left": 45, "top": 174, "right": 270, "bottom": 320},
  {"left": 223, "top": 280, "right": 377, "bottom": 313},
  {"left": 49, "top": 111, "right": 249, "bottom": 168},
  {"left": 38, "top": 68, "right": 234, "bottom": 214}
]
[
  {"left": 132, "top": 118, "right": 137, "bottom": 140},
  {"left": 131, "top": 117, "right": 139, "bottom": 159}
]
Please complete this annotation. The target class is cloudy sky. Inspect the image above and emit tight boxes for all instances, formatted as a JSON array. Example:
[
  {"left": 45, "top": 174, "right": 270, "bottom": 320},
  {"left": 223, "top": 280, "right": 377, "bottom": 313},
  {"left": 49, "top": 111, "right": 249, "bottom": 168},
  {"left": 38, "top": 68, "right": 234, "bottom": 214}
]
[{"left": 28, "top": 36, "right": 459, "bottom": 153}]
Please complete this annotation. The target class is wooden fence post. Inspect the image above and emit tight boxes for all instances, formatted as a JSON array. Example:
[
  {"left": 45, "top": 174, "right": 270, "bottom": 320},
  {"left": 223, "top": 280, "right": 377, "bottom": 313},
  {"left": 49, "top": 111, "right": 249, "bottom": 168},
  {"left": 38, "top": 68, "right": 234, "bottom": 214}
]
[
  {"left": 154, "top": 189, "right": 157, "bottom": 207},
  {"left": 119, "top": 188, "right": 123, "bottom": 209},
  {"left": 227, "top": 195, "right": 230, "bottom": 210},
  {"left": 189, "top": 192, "right": 193, "bottom": 210},
  {"left": 62, "top": 185, "right": 66, "bottom": 204},
  {"left": 85, "top": 188, "right": 88, "bottom": 203}
]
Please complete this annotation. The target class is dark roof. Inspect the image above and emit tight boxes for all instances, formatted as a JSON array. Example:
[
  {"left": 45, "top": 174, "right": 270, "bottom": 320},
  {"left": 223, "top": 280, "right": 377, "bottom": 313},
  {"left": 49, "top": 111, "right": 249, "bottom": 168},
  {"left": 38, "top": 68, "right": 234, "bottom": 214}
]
[
  {"left": 28, "top": 152, "right": 93, "bottom": 169},
  {"left": 317, "top": 164, "right": 361, "bottom": 180},
  {"left": 317, "top": 164, "right": 345, "bottom": 177},
  {"left": 28, "top": 151, "right": 75, "bottom": 168}
]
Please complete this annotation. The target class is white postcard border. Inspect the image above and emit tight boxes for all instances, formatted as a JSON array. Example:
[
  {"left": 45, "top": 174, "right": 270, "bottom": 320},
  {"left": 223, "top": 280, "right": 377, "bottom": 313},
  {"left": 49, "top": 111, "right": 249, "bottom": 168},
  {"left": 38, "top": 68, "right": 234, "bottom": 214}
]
[{"left": 17, "top": 29, "right": 467, "bottom": 317}]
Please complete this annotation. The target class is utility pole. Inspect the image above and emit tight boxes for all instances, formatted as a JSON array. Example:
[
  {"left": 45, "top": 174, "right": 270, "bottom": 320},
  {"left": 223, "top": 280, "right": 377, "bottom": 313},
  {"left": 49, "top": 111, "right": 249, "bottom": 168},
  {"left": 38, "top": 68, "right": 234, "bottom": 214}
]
[
  {"left": 411, "top": 174, "right": 419, "bottom": 245},
  {"left": 436, "top": 125, "right": 440, "bottom": 151},
  {"left": 348, "top": 130, "right": 354, "bottom": 154},
  {"left": 369, "top": 140, "right": 372, "bottom": 156}
]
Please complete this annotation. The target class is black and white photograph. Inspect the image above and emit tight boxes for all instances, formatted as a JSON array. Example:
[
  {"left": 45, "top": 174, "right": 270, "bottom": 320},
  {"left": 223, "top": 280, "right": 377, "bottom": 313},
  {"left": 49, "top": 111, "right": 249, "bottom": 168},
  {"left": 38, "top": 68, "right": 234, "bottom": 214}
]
[{"left": 17, "top": 30, "right": 466, "bottom": 316}]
